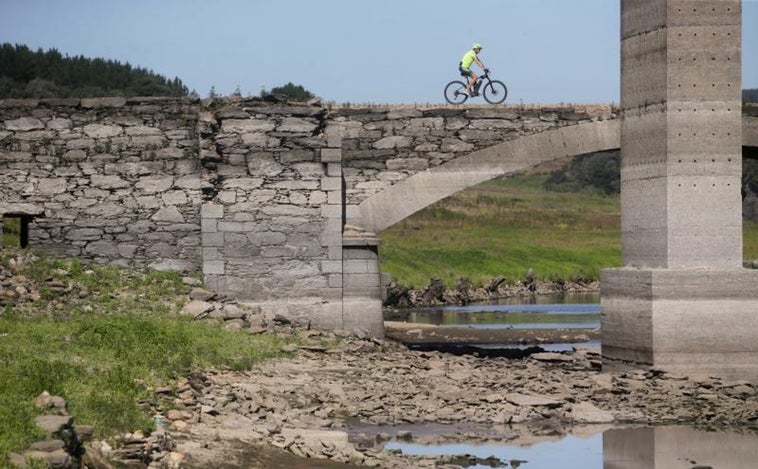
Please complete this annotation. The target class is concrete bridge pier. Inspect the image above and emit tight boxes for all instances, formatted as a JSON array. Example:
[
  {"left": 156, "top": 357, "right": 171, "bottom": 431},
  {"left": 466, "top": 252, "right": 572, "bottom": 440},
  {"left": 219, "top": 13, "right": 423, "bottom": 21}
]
[{"left": 602, "top": 0, "right": 758, "bottom": 382}]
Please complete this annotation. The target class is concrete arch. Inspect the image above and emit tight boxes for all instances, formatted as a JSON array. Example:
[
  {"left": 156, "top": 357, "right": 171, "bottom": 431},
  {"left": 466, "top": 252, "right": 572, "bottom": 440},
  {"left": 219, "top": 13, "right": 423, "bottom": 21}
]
[{"left": 354, "top": 119, "right": 621, "bottom": 234}]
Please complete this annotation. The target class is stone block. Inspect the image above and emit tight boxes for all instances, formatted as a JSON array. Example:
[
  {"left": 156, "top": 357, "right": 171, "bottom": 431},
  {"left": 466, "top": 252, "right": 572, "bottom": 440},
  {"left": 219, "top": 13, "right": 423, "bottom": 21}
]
[
  {"left": 328, "top": 274, "right": 342, "bottom": 288},
  {"left": 201, "top": 203, "right": 224, "bottom": 219},
  {"left": 320, "top": 176, "right": 341, "bottom": 191},
  {"left": 321, "top": 260, "right": 342, "bottom": 274},
  {"left": 5, "top": 117, "right": 44, "bottom": 131},
  {"left": 343, "top": 272, "right": 381, "bottom": 289},
  {"left": 152, "top": 206, "right": 185, "bottom": 223},
  {"left": 203, "top": 260, "right": 225, "bottom": 275},
  {"left": 326, "top": 162, "right": 342, "bottom": 176},
  {"left": 221, "top": 119, "right": 275, "bottom": 133},
  {"left": 83, "top": 124, "right": 122, "bottom": 138},
  {"left": 203, "top": 247, "right": 219, "bottom": 261},
  {"left": 321, "top": 148, "right": 342, "bottom": 162},
  {"left": 81, "top": 97, "right": 126, "bottom": 108},
  {"left": 202, "top": 232, "right": 224, "bottom": 247},
  {"left": 342, "top": 296, "right": 384, "bottom": 337}
]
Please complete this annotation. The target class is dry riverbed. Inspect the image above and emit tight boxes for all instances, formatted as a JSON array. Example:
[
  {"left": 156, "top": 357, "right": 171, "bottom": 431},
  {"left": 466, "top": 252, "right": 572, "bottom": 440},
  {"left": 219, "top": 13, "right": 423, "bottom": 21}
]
[{"left": 93, "top": 324, "right": 758, "bottom": 469}]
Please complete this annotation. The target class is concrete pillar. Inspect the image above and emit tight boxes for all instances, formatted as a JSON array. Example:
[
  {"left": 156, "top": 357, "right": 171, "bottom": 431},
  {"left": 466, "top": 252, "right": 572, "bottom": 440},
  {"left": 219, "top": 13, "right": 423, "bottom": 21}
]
[{"left": 602, "top": 0, "right": 758, "bottom": 381}]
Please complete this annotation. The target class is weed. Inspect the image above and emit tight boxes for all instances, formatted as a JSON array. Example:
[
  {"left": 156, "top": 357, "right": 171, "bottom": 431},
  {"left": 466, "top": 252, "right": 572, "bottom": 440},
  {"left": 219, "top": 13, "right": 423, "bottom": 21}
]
[{"left": 0, "top": 251, "right": 292, "bottom": 458}]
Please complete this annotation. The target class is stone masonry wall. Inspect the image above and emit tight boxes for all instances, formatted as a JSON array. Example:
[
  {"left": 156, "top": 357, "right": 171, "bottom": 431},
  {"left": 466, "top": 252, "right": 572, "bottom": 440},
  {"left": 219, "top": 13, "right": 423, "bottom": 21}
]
[
  {"left": 0, "top": 97, "right": 203, "bottom": 271},
  {"left": 197, "top": 102, "right": 336, "bottom": 303},
  {"left": 1, "top": 97, "right": 620, "bottom": 331}
]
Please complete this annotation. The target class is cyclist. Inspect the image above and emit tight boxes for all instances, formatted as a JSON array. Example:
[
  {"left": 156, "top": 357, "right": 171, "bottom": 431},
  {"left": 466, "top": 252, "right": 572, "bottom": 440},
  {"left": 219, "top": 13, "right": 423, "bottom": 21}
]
[{"left": 459, "top": 42, "right": 489, "bottom": 97}]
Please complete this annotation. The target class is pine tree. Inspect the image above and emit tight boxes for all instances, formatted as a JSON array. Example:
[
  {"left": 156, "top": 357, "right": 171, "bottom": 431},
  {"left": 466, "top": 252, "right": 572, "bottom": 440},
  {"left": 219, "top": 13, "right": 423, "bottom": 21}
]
[{"left": 0, "top": 43, "right": 189, "bottom": 98}]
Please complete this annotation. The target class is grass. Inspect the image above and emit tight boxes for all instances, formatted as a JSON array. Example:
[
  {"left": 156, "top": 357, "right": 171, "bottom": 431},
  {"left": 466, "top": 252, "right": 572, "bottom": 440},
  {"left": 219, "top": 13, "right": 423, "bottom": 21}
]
[
  {"left": 380, "top": 174, "right": 758, "bottom": 288},
  {"left": 746, "top": 220, "right": 758, "bottom": 261},
  {"left": 0, "top": 250, "right": 292, "bottom": 460},
  {"left": 2, "top": 217, "right": 21, "bottom": 248}
]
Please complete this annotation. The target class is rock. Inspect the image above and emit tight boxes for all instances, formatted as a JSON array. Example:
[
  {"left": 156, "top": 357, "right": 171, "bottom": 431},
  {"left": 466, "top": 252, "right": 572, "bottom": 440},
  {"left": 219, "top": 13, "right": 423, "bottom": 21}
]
[
  {"left": 223, "top": 319, "right": 245, "bottom": 332},
  {"left": 272, "top": 314, "right": 292, "bottom": 325},
  {"left": 181, "top": 300, "right": 215, "bottom": 318},
  {"left": 7, "top": 452, "right": 27, "bottom": 468},
  {"left": 182, "top": 277, "right": 203, "bottom": 287},
  {"left": 396, "top": 430, "right": 413, "bottom": 441},
  {"left": 28, "top": 439, "right": 65, "bottom": 452},
  {"left": 201, "top": 405, "right": 219, "bottom": 416},
  {"left": 569, "top": 402, "right": 615, "bottom": 423},
  {"left": 531, "top": 352, "right": 574, "bottom": 362},
  {"left": 34, "top": 391, "right": 53, "bottom": 409},
  {"left": 172, "top": 420, "right": 188, "bottom": 431},
  {"left": 74, "top": 425, "right": 94, "bottom": 441},
  {"left": 504, "top": 393, "right": 564, "bottom": 408},
  {"left": 188, "top": 288, "right": 216, "bottom": 301},
  {"left": 23, "top": 449, "right": 70, "bottom": 469},
  {"left": 34, "top": 415, "right": 73, "bottom": 434},
  {"left": 218, "top": 303, "right": 247, "bottom": 320}
]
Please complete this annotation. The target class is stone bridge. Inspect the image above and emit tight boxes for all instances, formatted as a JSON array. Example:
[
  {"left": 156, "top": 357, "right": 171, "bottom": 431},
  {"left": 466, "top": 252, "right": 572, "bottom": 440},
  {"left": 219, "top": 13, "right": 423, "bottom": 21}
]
[
  {"left": 3, "top": 0, "right": 758, "bottom": 383},
  {"left": 1, "top": 98, "right": 756, "bottom": 335}
]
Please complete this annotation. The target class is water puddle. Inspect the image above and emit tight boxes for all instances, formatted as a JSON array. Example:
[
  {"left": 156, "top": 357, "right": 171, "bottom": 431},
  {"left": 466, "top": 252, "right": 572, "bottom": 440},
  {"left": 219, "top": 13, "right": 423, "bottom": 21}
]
[
  {"left": 405, "top": 293, "right": 600, "bottom": 330},
  {"left": 355, "top": 424, "right": 758, "bottom": 469}
]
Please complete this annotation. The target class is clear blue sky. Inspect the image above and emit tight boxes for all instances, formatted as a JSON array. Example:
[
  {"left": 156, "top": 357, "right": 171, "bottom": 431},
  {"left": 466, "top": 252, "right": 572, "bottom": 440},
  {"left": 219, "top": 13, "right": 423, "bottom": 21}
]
[{"left": 1, "top": 0, "right": 756, "bottom": 104}]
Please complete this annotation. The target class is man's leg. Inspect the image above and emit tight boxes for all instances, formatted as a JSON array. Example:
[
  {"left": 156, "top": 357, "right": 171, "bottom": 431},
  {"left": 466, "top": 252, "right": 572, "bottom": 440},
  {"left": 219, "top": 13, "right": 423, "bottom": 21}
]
[{"left": 466, "top": 73, "right": 478, "bottom": 91}]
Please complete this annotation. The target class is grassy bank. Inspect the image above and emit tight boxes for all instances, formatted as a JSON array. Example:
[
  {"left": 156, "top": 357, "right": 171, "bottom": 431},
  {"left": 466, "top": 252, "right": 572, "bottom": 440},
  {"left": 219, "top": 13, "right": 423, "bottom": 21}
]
[
  {"left": 0, "top": 250, "right": 291, "bottom": 459},
  {"left": 380, "top": 174, "right": 758, "bottom": 288}
]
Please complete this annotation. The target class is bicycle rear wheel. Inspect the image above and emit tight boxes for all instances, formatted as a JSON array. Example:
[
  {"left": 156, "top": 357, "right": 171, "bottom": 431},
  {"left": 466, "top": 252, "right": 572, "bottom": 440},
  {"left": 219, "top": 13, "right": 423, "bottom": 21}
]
[
  {"left": 444, "top": 80, "right": 468, "bottom": 104},
  {"left": 483, "top": 80, "right": 508, "bottom": 104}
]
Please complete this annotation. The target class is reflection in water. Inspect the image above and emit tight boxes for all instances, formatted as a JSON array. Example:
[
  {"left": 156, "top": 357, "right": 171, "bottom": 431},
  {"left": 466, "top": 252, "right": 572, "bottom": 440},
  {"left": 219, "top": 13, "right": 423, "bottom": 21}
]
[
  {"left": 406, "top": 293, "right": 601, "bottom": 330},
  {"left": 604, "top": 426, "right": 758, "bottom": 469},
  {"left": 385, "top": 426, "right": 758, "bottom": 469}
]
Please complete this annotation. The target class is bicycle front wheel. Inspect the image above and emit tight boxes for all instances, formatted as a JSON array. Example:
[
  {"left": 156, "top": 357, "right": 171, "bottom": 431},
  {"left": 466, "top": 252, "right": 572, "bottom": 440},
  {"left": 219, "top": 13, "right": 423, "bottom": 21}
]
[
  {"left": 483, "top": 80, "right": 508, "bottom": 104},
  {"left": 444, "top": 81, "right": 468, "bottom": 104}
]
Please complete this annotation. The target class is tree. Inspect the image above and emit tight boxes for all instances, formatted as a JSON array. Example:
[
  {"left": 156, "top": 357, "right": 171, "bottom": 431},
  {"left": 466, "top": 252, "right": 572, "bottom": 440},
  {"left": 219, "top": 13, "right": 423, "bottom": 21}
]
[
  {"left": 0, "top": 42, "right": 189, "bottom": 98},
  {"left": 545, "top": 151, "right": 620, "bottom": 195},
  {"left": 265, "top": 82, "right": 315, "bottom": 102},
  {"left": 744, "top": 88, "right": 758, "bottom": 103}
]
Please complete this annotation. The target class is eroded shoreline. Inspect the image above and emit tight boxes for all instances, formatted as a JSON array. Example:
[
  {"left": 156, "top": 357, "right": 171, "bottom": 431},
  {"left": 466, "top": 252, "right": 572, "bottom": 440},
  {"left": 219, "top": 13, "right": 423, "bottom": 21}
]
[{"left": 111, "top": 326, "right": 758, "bottom": 469}]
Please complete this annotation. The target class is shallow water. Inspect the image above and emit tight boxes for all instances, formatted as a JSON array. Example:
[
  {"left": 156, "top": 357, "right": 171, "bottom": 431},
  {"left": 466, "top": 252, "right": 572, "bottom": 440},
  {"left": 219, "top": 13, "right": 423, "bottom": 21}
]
[
  {"left": 376, "top": 424, "right": 758, "bottom": 469},
  {"left": 406, "top": 293, "right": 601, "bottom": 330}
]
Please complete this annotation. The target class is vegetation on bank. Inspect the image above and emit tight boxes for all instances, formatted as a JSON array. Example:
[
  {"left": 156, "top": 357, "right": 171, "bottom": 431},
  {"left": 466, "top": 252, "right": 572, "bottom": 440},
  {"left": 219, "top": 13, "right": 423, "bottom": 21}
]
[
  {"left": 0, "top": 250, "right": 292, "bottom": 459},
  {"left": 379, "top": 173, "right": 622, "bottom": 289},
  {"left": 379, "top": 170, "right": 758, "bottom": 289}
]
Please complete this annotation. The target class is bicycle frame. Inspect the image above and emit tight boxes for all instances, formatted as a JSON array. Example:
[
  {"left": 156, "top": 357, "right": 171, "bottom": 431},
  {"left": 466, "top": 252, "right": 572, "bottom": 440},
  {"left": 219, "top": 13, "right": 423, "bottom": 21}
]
[{"left": 445, "top": 71, "right": 507, "bottom": 105}]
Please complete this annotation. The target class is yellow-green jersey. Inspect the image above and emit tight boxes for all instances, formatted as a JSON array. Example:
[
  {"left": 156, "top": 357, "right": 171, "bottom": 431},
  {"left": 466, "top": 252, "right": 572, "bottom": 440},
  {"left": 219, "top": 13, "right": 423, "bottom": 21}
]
[{"left": 460, "top": 49, "right": 478, "bottom": 70}]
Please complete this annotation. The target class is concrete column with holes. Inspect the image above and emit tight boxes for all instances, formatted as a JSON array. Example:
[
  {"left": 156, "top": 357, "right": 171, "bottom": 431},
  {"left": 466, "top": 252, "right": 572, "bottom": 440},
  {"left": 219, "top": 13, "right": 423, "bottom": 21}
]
[{"left": 602, "top": 0, "right": 758, "bottom": 382}]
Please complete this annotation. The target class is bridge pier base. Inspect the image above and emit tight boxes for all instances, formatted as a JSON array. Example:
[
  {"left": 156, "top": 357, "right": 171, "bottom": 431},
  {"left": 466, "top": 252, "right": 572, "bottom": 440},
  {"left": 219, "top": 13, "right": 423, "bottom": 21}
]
[
  {"left": 341, "top": 227, "right": 385, "bottom": 337},
  {"left": 602, "top": 268, "right": 758, "bottom": 382}
]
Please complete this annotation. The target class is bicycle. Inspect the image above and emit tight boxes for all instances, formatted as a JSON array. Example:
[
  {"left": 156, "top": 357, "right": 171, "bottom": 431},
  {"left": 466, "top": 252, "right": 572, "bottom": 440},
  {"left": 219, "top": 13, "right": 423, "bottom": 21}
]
[{"left": 444, "top": 71, "right": 508, "bottom": 105}]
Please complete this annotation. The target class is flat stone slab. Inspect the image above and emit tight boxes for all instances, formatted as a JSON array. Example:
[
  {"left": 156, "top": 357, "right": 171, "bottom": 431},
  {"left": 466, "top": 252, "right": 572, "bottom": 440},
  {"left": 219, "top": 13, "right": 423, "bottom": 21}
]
[
  {"left": 34, "top": 415, "right": 73, "bottom": 434},
  {"left": 503, "top": 393, "right": 564, "bottom": 408}
]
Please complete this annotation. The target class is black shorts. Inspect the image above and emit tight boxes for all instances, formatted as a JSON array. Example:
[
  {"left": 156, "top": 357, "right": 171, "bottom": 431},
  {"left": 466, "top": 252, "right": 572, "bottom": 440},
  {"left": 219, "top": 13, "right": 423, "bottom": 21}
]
[{"left": 459, "top": 63, "right": 472, "bottom": 77}]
